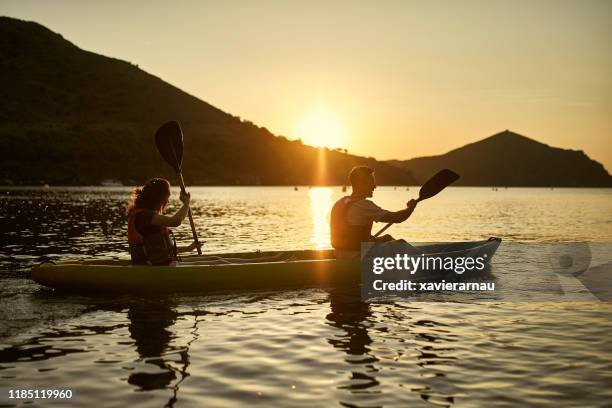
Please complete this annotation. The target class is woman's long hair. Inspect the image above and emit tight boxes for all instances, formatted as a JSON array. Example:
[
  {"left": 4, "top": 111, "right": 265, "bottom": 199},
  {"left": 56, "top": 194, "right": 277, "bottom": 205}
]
[{"left": 126, "top": 178, "right": 171, "bottom": 215}]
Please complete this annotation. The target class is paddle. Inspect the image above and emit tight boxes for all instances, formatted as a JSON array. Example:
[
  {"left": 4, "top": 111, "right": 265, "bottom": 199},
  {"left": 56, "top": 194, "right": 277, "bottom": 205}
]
[
  {"left": 154, "top": 121, "right": 202, "bottom": 255},
  {"left": 373, "top": 169, "right": 460, "bottom": 238}
]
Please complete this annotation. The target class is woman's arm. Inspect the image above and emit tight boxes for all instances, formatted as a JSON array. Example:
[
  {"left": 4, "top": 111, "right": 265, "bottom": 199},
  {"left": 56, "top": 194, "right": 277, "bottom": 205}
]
[
  {"left": 150, "top": 191, "right": 191, "bottom": 228},
  {"left": 177, "top": 241, "right": 202, "bottom": 253}
]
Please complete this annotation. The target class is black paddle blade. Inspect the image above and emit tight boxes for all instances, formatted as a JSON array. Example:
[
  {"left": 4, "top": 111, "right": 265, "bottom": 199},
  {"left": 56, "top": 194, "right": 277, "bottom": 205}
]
[
  {"left": 418, "top": 169, "right": 460, "bottom": 201},
  {"left": 155, "top": 121, "right": 184, "bottom": 173}
]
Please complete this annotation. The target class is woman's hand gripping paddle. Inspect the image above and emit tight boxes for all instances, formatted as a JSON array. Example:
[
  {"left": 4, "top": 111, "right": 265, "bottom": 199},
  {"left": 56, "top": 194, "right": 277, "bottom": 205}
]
[
  {"left": 373, "top": 169, "right": 460, "bottom": 238},
  {"left": 155, "top": 121, "right": 202, "bottom": 255}
]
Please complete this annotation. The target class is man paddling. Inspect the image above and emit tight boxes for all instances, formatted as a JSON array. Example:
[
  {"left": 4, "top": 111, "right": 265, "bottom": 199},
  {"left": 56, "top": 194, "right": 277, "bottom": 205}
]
[{"left": 330, "top": 166, "right": 417, "bottom": 259}]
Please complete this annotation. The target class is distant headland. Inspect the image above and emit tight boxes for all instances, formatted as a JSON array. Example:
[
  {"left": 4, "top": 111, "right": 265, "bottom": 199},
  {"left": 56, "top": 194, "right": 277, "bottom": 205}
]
[{"left": 389, "top": 130, "right": 612, "bottom": 187}]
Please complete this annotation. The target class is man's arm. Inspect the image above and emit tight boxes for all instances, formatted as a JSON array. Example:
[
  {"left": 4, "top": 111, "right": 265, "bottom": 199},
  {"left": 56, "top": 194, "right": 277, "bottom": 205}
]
[{"left": 379, "top": 199, "right": 417, "bottom": 224}]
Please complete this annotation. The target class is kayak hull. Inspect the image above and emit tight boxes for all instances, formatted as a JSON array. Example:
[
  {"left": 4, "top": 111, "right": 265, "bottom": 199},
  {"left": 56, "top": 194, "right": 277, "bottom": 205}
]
[{"left": 31, "top": 238, "right": 501, "bottom": 293}]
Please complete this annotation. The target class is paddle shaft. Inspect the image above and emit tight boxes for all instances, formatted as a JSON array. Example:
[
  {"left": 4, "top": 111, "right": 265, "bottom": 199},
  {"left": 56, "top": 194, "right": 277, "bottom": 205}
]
[
  {"left": 373, "top": 197, "right": 421, "bottom": 238},
  {"left": 167, "top": 141, "right": 202, "bottom": 255},
  {"left": 176, "top": 171, "right": 202, "bottom": 255}
]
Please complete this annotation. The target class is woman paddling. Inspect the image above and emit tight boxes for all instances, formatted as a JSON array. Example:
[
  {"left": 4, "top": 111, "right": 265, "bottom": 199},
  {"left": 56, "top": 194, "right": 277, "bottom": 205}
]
[
  {"left": 127, "top": 178, "right": 198, "bottom": 265},
  {"left": 127, "top": 178, "right": 285, "bottom": 266}
]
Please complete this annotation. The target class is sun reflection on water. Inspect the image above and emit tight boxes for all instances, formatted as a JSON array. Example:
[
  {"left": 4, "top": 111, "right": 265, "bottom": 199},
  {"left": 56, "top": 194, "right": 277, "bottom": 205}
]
[{"left": 309, "top": 187, "right": 333, "bottom": 249}]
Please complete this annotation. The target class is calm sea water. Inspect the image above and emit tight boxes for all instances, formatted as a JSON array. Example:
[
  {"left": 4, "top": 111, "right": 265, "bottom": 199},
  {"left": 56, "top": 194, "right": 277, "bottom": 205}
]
[{"left": 1, "top": 186, "right": 611, "bottom": 407}]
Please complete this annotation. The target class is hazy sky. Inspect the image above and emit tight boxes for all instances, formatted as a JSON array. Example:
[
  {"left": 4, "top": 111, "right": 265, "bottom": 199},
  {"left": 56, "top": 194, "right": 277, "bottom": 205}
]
[{"left": 3, "top": 0, "right": 612, "bottom": 170}]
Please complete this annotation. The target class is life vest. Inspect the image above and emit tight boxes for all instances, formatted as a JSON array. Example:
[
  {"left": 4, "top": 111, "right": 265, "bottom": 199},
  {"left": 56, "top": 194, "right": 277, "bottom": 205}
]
[
  {"left": 127, "top": 208, "right": 177, "bottom": 265},
  {"left": 330, "top": 196, "right": 374, "bottom": 250}
]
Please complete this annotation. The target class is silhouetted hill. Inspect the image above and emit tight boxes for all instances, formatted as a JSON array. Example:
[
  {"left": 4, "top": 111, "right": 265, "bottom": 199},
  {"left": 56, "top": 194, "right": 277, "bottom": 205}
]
[
  {"left": 0, "top": 17, "right": 416, "bottom": 186},
  {"left": 390, "top": 130, "right": 612, "bottom": 187}
]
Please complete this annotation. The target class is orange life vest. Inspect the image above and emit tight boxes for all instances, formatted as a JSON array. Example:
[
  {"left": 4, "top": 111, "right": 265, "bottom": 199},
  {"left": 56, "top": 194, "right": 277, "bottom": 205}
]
[
  {"left": 127, "top": 208, "right": 177, "bottom": 265},
  {"left": 330, "top": 196, "right": 374, "bottom": 250}
]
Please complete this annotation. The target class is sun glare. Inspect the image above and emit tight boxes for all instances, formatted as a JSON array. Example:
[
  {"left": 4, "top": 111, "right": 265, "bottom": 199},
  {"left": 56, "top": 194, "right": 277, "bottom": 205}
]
[
  {"left": 293, "top": 111, "right": 348, "bottom": 149},
  {"left": 309, "top": 187, "right": 333, "bottom": 248}
]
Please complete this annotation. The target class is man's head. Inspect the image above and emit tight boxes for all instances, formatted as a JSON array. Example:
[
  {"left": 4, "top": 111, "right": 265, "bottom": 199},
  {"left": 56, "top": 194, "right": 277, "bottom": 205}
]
[{"left": 349, "top": 166, "right": 376, "bottom": 197}]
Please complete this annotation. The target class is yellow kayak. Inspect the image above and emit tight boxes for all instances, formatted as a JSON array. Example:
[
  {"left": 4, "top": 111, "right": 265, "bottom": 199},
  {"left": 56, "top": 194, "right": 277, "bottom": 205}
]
[{"left": 32, "top": 238, "right": 501, "bottom": 293}]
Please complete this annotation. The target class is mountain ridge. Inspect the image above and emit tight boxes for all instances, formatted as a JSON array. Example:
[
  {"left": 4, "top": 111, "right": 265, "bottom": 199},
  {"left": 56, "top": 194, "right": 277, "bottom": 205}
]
[
  {"left": 0, "top": 16, "right": 416, "bottom": 186},
  {"left": 1, "top": 17, "right": 609, "bottom": 187}
]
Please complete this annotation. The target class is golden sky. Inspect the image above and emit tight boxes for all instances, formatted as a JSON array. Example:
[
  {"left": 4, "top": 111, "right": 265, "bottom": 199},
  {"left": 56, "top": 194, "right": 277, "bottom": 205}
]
[{"left": 3, "top": 0, "right": 612, "bottom": 170}]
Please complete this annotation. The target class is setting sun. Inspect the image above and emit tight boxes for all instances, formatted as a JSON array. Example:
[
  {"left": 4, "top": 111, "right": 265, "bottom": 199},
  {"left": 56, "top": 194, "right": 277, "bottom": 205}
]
[{"left": 293, "top": 110, "right": 348, "bottom": 149}]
